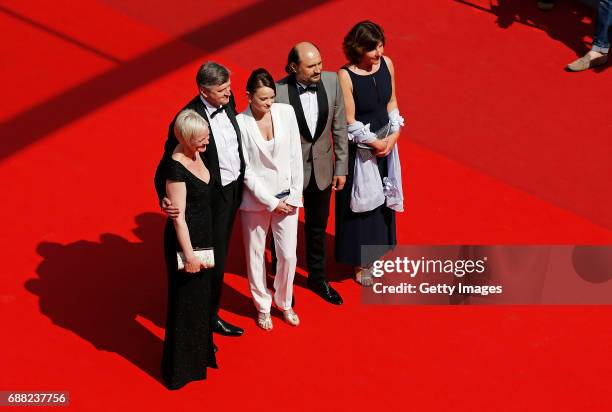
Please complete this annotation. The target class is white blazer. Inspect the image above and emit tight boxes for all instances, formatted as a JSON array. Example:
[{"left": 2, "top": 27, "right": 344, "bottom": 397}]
[{"left": 237, "top": 103, "right": 304, "bottom": 212}]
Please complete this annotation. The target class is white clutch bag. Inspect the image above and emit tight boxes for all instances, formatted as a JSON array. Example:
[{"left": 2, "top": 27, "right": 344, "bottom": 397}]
[{"left": 177, "top": 247, "right": 215, "bottom": 271}]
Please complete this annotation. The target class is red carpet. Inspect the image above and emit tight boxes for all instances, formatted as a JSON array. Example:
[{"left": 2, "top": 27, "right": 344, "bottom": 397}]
[{"left": 1, "top": 0, "right": 612, "bottom": 410}]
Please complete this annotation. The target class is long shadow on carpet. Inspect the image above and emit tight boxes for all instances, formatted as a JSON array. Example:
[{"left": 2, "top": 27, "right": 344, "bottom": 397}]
[{"left": 25, "top": 211, "right": 351, "bottom": 383}]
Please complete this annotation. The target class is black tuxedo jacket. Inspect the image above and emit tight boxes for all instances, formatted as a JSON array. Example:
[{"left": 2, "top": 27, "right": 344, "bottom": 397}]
[{"left": 154, "top": 93, "right": 245, "bottom": 205}]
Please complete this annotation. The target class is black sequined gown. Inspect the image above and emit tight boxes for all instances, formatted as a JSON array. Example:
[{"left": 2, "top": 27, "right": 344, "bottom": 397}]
[{"left": 161, "top": 158, "right": 216, "bottom": 390}]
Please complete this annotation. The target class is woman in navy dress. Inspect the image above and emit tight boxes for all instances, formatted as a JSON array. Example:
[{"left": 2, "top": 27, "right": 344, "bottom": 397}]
[{"left": 335, "top": 20, "right": 402, "bottom": 285}]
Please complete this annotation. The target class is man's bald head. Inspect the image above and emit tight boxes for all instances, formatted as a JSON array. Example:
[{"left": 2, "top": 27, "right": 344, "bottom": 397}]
[
  {"left": 285, "top": 42, "right": 323, "bottom": 84},
  {"left": 295, "top": 42, "right": 320, "bottom": 60}
]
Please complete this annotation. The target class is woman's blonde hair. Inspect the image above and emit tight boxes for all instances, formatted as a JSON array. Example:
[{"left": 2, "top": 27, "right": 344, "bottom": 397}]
[{"left": 173, "top": 109, "right": 209, "bottom": 144}]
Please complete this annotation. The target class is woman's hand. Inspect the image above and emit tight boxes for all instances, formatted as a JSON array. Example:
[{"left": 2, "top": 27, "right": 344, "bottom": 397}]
[
  {"left": 375, "top": 132, "right": 400, "bottom": 157},
  {"left": 368, "top": 138, "right": 388, "bottom": 156},
  {"left": 274, "top": 200, "right": 295, "bottom": 215},
  {"left": 367, "top": 138, "right": 387, "bottom": 152},
  {"left": 375, "top": 139, "right": 393, "bottom": 157},
  {"left": 183, "top": 253, "right": 203, "bottom": 274}
]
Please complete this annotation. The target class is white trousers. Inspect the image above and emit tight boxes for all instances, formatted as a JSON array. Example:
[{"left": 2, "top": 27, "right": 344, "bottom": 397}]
[{"left": 241, "top": 209, "right": 299, "bottom": 313}]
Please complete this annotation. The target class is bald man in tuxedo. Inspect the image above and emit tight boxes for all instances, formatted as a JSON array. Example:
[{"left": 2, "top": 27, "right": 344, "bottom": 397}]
[{"left": 273, "top": 42, "right": 349, "bottom": 305}]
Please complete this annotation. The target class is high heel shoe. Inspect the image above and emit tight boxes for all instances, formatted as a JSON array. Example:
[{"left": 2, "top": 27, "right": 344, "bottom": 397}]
[
  {"left": 257, "top": 312, "right": 273, "bottom": 331},
  {"left": 283, "top": 309, "right": 300, "bottom": 326},
  {"left": 354, "top": 266, "right": 374, "bottom": 287}
]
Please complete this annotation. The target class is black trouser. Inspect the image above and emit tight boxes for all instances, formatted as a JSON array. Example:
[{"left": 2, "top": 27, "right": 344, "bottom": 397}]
[
  {"left": 211, "top": 180, "right": 241, "bottom": 319},
  {"left": 272, "top": 172, "right": 332, "bottom": 283}
]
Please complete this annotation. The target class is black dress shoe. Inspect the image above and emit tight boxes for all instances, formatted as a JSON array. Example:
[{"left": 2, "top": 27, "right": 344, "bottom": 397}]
[
  {"left": 307, "top": 280, "right": 343, "bottom": 305},
  {"left": 213, "top": 318, "right": 244, "bottom": 337}
]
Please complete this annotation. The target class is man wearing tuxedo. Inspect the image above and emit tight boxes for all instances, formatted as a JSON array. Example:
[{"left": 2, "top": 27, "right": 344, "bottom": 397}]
[
  {"left": 154, "top": 62, "right": 245, "bottom": 337},
  {"left": 274, "top": 42, "right": 349, "bottom": 305}
]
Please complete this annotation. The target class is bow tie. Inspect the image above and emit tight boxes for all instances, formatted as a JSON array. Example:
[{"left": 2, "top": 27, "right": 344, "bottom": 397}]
[
  {"left": 210, "top": 106, "right": 226, "bottom": 119},
  {"left": 298, "top": 85, "right": 317, "bottom": 94}
]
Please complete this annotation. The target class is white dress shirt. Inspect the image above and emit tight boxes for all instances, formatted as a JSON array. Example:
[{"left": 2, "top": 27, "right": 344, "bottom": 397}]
[
  {"left": 201, "top": 96, "right": 241, "bottom": 186},
  {"left": 297, "top": 81, "right": 318, "bottom": 137}
]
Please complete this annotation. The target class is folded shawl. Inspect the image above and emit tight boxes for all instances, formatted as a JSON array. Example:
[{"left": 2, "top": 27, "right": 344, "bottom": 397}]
[{"left": 347, "top": 109, "right": 405, "bottom": 213}]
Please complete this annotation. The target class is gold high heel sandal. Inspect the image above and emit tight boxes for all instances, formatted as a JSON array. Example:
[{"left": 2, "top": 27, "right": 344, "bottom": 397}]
[
  {"left": 257, "top": 312, "right": 273, "bottom": 331},
  {"left": 283, "top": 309, "right": 300, "bottom": 326},
  {"left": 354, "top": 266, "right": 374, "bottom": 287}
]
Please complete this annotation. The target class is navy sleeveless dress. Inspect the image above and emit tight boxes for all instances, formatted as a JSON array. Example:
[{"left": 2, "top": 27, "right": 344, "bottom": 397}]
[{"left": 335, "top": 57, "right": 397, "bottom": 267}]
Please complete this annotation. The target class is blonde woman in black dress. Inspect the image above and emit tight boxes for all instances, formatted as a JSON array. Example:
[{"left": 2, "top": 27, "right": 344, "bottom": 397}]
[{"left": 161, "top": 109, "right": 217, "bottom": 389}]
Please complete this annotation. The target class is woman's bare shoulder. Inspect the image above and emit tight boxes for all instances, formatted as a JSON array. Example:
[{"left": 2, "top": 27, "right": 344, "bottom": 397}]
[{"left": 383, "top": 55, "right": 394, "bottom": 72}]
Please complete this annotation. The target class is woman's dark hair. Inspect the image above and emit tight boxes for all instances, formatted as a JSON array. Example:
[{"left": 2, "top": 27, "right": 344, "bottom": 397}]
[
  {"left": 342, "top": 20, "right": 386, "bottom": 65},
  {"left": 246, "top": 68, "right": 276, "bottom": 94}
]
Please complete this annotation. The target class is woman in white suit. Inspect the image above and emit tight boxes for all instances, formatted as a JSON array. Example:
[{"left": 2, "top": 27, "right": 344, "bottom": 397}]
[{"left": 237, "top": 68, "right": 303, "bottom": 330}]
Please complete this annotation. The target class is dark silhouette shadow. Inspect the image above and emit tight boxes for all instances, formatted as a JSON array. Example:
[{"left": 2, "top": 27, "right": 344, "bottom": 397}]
[
  {"left": 25, "top": 209, "right": 350, "bottom": 381},
  {"left": 0, "top": 0, "right": 331, "bottom": 162},
  {"left": 25, "top": 212, "right": 252, "bottom": 384},
  {"left": 455, "top": 0, "right": 597, "bottom": 57}
]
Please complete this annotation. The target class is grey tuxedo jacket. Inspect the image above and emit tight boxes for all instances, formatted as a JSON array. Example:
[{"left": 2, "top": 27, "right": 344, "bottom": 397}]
[{"left": 275, "top": 72, "right": 348, "bottom": 190}]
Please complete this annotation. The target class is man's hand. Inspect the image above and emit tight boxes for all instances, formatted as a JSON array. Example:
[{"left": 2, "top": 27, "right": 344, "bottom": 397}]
[
  {"left": 331, "top": 175, "right": 346, "bottom": 191},
  {"left": 161, "top": 197, "right": 180, "bottom": 220}
]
